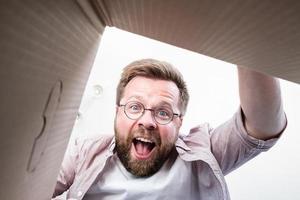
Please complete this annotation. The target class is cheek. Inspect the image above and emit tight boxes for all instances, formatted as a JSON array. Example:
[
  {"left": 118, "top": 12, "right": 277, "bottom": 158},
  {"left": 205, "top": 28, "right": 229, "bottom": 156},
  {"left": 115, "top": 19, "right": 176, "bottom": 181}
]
[
  {"left": 159, "top": 125, "right": 178, "bottom": 143},
  {"left": 115, "top": 113, "right": 134, "bottom": 137}
]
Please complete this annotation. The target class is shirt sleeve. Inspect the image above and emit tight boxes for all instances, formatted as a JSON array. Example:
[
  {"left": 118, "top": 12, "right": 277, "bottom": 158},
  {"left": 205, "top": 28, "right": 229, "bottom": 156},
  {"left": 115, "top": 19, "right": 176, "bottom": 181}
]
[
  {"left": 210, "top": 107, "right": 286, "bottom": 175},
  {"left": 52, "top": 138, "right": 81, "bottom": 198}
]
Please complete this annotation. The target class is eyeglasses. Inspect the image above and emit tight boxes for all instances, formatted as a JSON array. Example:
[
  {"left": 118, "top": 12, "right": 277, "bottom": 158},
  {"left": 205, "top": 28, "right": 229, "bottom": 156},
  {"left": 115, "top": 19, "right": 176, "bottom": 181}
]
[{"left": 118, "top": 101, "right": 180, "bottom": 125}]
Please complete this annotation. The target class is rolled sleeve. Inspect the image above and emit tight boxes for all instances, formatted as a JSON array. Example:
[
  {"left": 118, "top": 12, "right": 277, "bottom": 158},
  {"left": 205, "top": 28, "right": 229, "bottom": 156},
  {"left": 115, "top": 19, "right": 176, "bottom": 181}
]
[
  {"left": 210, "top": 107, "right": 285, "bottom": 175},
  {"left": 235, "top": 107, "right": 282, "bottom": 150}
]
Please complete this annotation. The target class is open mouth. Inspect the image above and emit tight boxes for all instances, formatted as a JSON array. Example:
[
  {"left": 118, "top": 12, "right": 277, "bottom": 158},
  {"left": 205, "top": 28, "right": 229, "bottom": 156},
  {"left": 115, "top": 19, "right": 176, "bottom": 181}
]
[{"left": 132, "top": 137, "right": 156, "bottom": 159}]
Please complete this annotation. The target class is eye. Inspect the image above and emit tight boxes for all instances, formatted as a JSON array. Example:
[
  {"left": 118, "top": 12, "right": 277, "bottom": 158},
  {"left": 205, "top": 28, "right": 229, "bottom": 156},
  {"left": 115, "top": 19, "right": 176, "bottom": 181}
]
[
  {"left": 156, "top": 109, "right": 171, "bottom": 119},
  {"left": 126, "top": 102, "right": 143, "bottom": 113}
]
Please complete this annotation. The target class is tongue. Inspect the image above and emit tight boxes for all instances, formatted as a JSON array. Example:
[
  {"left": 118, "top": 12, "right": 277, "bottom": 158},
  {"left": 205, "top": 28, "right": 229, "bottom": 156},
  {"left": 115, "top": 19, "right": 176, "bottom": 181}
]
[{"left": 135, "top": 141, "right": 151, "bottom": 156}]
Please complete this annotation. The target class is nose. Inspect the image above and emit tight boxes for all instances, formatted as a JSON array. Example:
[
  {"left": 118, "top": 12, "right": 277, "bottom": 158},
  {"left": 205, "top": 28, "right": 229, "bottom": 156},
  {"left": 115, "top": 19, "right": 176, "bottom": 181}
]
[{"left": 137, "top": 109, "right": 157, "bottom": 130}]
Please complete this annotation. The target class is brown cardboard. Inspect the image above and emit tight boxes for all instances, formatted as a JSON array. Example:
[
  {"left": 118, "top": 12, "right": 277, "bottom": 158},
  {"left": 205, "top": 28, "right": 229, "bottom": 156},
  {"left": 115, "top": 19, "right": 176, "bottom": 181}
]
[
  {"left": 0, "top": 0, "right": 103, "bottom": 199},
  {"left": 86, "top": 0, "right": 300, "bottom": 84}
]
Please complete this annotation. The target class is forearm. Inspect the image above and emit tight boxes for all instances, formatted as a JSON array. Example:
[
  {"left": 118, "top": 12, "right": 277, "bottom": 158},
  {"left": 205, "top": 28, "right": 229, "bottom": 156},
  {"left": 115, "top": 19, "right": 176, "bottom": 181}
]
[{"left": 237, "top": 66, "right": 286, "bottom": 140}]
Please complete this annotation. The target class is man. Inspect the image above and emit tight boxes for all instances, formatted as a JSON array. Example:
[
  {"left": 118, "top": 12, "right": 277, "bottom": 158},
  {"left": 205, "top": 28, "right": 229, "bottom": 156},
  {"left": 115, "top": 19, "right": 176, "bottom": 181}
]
[{"left": 53, "top": 59, "right": 287, "bottom": 199}]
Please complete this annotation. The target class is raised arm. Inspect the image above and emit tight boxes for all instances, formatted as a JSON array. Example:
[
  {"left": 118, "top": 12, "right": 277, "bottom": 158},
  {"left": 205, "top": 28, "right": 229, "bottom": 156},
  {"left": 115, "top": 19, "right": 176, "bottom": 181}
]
[{"left": 237, "top": 66, "right": 287, "bottom": 140}]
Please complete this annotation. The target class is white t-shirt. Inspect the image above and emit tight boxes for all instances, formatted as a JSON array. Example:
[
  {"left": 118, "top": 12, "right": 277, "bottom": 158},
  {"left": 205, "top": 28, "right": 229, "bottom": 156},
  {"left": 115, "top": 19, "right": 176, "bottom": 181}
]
[{"left": 84, "top": 151, "right": 198, "bottom": 200}]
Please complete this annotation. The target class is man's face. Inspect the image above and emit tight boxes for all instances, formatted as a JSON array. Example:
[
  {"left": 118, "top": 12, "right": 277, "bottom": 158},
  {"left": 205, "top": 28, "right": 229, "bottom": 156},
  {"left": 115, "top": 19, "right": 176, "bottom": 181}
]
[{"left": 114, "top": 76, "right": 182, "bottom": 177}]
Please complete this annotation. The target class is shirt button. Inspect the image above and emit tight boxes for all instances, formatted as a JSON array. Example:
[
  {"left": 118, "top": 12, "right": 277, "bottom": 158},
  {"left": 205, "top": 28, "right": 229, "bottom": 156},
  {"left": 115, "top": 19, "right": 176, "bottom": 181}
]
[{"left": 77, "top": 191, "right": 83, "bottom": 197}]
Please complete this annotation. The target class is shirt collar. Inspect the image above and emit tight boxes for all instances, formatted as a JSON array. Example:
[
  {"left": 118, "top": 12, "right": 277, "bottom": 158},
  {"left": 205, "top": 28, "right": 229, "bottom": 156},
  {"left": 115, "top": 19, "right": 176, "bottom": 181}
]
[{"left": 175, "top": 135, "right": 191, "bottom": 151}]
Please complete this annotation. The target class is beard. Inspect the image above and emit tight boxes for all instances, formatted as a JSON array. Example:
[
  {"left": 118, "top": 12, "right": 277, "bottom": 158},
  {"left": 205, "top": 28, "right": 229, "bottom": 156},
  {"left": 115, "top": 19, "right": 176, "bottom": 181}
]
[{"left": 114, "top": 123, "right": 176, "bottom": 177}]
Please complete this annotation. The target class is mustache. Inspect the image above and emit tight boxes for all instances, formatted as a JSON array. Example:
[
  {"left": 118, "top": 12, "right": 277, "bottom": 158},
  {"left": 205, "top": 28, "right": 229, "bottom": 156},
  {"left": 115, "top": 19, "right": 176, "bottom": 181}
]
[
  {"left": 131, "top": 127, "right": 161, "bottom": 146},
  {"left": 133, "top": 126, "right": 157, "bottom": 135}
]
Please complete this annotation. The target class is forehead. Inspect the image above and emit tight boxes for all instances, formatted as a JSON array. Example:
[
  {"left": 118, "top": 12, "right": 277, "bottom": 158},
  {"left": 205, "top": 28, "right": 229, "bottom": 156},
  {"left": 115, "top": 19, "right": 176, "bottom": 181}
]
[{"left": 122, "top": 76, "right": 180, "bottom": 107}]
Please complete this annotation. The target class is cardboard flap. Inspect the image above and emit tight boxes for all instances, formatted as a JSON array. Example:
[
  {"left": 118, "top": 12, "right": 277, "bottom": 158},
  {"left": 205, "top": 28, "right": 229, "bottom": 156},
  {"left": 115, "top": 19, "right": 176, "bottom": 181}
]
[{"left": 86, "top": 0, "right": 300, "bottom": 83}]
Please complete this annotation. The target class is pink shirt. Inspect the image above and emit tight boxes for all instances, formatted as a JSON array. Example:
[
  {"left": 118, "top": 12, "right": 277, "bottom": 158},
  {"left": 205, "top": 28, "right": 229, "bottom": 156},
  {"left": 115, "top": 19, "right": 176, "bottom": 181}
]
[{"left": 53, "top": 108, "right": 281, "bottom": 200}]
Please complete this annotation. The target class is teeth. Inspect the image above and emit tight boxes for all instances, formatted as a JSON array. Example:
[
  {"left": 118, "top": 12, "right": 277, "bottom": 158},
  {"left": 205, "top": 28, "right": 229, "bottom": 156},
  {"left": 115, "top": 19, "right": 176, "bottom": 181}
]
[{"left": 136, "top": 137, "right": 153, "bottom": 143}]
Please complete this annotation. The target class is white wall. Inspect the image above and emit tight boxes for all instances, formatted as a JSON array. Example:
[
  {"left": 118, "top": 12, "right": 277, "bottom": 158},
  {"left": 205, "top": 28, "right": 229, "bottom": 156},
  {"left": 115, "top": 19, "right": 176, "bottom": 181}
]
[{"left": 71, "top": 27, "right": 300, "bottom": 200}]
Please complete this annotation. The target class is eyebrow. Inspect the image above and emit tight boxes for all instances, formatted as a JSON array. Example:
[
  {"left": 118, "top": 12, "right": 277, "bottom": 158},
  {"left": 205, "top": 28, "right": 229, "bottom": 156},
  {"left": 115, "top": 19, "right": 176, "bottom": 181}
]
[
  {"left": 127, "top": 95, "right": 143, "bottom": 102},
  {"left": 126, "top": 95, "right": 174, "bottom": 109}
]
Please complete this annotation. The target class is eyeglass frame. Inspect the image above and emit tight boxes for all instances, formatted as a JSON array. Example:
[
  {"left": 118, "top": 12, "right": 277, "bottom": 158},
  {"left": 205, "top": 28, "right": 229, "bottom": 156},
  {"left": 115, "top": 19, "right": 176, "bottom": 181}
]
[{"left": 118, "top": 101, "right": 181, "bottom": 125}]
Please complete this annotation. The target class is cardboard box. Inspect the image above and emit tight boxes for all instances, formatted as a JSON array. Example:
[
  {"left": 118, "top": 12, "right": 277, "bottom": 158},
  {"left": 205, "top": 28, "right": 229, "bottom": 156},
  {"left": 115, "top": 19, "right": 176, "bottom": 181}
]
[
  {"left": 1, "top": 0, "right": 299, "bottom": 199},
  {"left": 82, "top": 0, "right": 300, "bottom": 83},
  {"left": 0, "top": 0, "right": 103, "bottom": 199}
]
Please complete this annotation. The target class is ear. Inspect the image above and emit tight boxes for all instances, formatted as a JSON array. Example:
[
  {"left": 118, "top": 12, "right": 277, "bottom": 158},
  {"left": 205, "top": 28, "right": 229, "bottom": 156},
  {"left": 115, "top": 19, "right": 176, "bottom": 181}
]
[
  {"left": 177, "top": 116, "right": 183, "bottom": 128},
  {"left": 115, "top": 106, "right": 119, "bottom": 115}
]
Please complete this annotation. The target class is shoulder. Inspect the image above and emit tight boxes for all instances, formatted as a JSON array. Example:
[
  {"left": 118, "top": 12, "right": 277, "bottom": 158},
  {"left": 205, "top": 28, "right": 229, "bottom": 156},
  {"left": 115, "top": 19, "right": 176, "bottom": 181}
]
[
  {"left": 177, "top": 123, "right": 213, "bottom": 151},
  {"left": 75, "top": 134, "right": 114, "bottom": 147},
  {"left": 72, "top": 134, "right": 114, "bottom": 158},
  {"left": 183, "top": 123, "right": 213, "bottom": 139}
]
